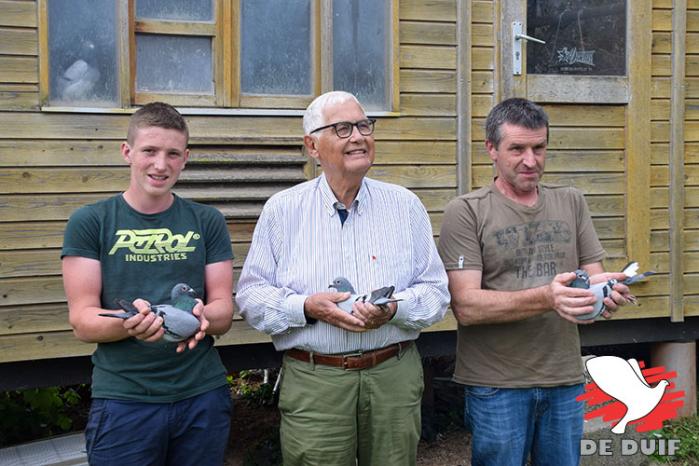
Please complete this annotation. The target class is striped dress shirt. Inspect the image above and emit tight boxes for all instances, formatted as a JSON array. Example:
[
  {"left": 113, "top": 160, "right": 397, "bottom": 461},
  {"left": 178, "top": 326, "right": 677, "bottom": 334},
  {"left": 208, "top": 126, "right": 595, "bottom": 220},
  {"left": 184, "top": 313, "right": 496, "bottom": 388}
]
[{"left": 236, "top": 174, "right": 450, "bottom": 354}]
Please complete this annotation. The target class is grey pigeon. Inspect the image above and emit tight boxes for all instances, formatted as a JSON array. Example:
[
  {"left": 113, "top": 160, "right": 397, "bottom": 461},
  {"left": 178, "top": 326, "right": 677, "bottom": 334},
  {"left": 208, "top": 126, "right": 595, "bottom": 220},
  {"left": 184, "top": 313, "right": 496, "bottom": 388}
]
[
  {"left": 572, "top": 262, "right": 655, "bottom": 321},
  {"left": 329, "top": 276, "right": 402, "bottom": 313},
  {"left": 99, "top": 283, "right": 202, "bottom": 342}
]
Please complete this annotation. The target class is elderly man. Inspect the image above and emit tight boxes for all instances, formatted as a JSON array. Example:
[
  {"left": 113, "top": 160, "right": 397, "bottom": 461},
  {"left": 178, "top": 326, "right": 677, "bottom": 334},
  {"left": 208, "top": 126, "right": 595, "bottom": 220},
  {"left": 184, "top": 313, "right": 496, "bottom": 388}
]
[
  {"left": 236, "top": 91, "right": 449, "bottom": 466},
  {"left": 438, "top": 98, "right": 633, "bottom": 466}
]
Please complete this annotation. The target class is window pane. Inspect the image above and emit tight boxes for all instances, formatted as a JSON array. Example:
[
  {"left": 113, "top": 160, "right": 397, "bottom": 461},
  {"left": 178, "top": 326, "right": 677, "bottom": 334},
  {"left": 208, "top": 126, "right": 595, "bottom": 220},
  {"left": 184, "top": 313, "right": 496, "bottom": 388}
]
[
  {"left": 241, "top": 0, "right": 311, "bottom": 95},
  {"left": 136, "top": 0, "right": 213, "bottom": 21},
  {"left": 48, "top": 0, "right": 119, "bottom": 106},
  {"left": 333, "top": 0, "right": 389, "bottom": 111},
  {"left": 527, "top": 0, "right": 626, "bottom": 76},
  {"left": 136, "top": 35, "right": 213, "bottom": 93}
]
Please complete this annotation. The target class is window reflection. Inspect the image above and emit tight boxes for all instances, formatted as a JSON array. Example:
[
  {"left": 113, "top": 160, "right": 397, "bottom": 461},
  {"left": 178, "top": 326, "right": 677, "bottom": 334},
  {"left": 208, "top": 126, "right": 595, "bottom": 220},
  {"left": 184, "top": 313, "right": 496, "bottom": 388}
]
[
  {"left": 48, "top": 0, "right": 118, "bottom": 106},
  {"left": 527, "top": 0, "right": 626, "bottom": 76}
]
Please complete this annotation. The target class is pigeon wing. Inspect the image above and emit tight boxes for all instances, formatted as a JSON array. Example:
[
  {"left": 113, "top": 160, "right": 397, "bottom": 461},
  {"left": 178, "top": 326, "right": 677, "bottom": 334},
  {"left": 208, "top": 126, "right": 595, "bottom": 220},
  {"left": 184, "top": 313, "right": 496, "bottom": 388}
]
[
  {"left": 98, "top": 298, "right": 139, "bottom": 319},
  {"left": 368, "top": 286, "right": 395, "bottom": 303},
  {"left": 623, "top": 271, "right": 656, "bottom": 285},
  {"left": 576, "top": 281, "right": 610, "bottom": 321},
  {"left": 154, "top": 304, "right": 201, "bottom": 342}
]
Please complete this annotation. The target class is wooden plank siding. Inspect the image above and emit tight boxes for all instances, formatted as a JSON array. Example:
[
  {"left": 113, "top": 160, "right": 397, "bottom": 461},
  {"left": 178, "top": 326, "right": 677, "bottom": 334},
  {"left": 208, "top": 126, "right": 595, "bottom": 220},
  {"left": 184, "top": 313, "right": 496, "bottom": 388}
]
[
  {"left": 0, "top": 0, "right": 692, "bottom": 364},
  {"left": 0, "top": 0, "right": 462, "bottom": 363}
]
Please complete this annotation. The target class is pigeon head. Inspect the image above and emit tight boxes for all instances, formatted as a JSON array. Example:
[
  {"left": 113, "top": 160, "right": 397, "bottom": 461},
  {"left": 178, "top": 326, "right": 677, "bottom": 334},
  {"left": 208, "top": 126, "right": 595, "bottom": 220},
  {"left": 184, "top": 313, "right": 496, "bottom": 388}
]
[
  {"left": 569, "top": 269, "right": 590, "bottom": 289},
  {"left": 329, "top": 277, "right": 356, "bottom": 294},
  {"left": 170, "top": 283, "right": 197, "bottom": 302}
]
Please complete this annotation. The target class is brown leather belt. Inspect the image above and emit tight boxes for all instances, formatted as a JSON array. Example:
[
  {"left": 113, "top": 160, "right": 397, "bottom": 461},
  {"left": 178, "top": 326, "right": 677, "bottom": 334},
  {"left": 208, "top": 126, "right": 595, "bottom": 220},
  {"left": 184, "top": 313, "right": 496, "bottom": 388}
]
[{"left": 286, "top": 341, "right": 413, "bottom": 370}]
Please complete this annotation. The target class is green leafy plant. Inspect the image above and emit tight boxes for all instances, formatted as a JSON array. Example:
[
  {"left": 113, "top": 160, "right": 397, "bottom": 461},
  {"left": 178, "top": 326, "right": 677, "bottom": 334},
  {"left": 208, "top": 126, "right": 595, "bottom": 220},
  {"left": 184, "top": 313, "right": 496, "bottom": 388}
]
[
  {"left": 228, "top": 369, "right": 276, "bottom": 405},
  {"left": 0, "top": 385, "right": 87, "bottom": 447},
  {"left": 650, "top": 415, "right": 699, "bottom": 465}
]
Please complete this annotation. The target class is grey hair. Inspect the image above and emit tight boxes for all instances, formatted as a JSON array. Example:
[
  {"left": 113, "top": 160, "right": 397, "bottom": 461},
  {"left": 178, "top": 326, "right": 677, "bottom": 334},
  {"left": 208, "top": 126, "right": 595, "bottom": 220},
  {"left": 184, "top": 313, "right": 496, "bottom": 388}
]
[
  {"left": 485, "top": 97, "right": 549, "bottom": 149},
  {"left": 303, "top": 91, "right": 365, "bottom": 135}
]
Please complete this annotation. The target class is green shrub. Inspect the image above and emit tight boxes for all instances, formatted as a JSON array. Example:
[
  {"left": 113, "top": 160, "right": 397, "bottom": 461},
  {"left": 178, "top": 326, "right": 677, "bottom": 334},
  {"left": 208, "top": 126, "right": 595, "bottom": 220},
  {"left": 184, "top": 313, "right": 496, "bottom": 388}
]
[
  {"left": 0, "top": 386, "right": 85, "bottom": 447},
  {"left": 650, "top": 415, "right": 699, "bottom": 465},
  {"left": 228, "top": 369, "right": 276, "bottom": 405}
]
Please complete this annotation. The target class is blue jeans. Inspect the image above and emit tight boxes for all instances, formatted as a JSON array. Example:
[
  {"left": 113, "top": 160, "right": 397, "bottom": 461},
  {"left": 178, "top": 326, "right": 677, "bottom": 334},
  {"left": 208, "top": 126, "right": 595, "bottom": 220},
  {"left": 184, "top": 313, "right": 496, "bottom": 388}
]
[
  {"left": 85, "top": 385, "right": 232, "bottom": 466},
  {"left": 465, "top": 384, "right": 583, "bottom": 466}
]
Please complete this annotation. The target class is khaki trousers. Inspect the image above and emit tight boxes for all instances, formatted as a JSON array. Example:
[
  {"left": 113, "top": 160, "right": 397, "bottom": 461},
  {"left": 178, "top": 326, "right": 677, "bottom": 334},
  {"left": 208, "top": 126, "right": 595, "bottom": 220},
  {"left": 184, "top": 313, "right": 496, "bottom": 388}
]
[{"left": 279, "top": 343, "right": 423, "bottom": 466}]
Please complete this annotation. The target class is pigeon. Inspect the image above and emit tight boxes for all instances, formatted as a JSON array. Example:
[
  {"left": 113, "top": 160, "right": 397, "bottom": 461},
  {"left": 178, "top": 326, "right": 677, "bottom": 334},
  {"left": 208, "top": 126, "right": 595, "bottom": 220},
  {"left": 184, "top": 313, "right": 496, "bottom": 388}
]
[
  {"left": 573, "top": 261, "right": 655, "bottom": 321},
  {"left": 99, "top": 283, "right": 202, "bottom": 342},
  {"left": 585, "top": 356, "right": 669, "bottom": 434},
  {"left": 328, "top": 276, "right": 402, "bottom": 313},
  {"left": 57, "top": 40, "right": 101, "bottom": 101}
]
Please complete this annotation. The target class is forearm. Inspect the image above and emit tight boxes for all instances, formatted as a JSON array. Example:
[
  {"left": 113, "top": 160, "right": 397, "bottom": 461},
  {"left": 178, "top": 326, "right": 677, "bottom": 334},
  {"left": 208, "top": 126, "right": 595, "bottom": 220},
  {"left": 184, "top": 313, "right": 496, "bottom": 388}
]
[
  {"left": 202, "top": 296, "right": 233, "bottom": 335},
  {"left": 64, "top": 256, "right": 133, "bottom": 343},
  {"left": 236, "top": 283, "right": 307, "bottom": 335},
  {"left": 70, "top": 305, "right": 133, "bottom": 343},
  {"left": 451, "top": 285, "right": 553, "bottom": 325},
  {"left": 392, "top": 281, "right": 450, "bottom": 330}
]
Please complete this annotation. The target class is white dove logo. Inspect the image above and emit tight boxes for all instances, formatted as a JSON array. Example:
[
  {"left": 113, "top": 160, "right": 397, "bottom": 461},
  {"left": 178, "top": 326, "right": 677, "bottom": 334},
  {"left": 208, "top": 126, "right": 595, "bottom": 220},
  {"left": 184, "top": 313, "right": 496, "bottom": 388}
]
[{"left": 585, "top": 356, "right": 670, "bottom": 434}]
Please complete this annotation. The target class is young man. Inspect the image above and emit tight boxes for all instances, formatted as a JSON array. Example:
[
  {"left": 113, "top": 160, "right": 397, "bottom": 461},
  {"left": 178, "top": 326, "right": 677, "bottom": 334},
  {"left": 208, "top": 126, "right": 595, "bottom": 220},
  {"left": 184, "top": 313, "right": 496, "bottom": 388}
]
[
  {"left": 236, "top": 91, "right": 450, "bottom": 466},
  {"left": 438, "top": 98, "right": 633, "bottom": 466},
  {"left": 62, "top": 102, "right": 234, "bottom": 465}
]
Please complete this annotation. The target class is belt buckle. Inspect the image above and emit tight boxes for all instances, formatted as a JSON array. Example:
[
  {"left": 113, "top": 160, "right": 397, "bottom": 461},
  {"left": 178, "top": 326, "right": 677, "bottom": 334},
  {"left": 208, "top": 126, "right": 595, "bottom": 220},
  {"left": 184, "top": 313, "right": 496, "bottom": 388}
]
[{"left": 342, "top": 350, "right": 364, "bottom": 370}]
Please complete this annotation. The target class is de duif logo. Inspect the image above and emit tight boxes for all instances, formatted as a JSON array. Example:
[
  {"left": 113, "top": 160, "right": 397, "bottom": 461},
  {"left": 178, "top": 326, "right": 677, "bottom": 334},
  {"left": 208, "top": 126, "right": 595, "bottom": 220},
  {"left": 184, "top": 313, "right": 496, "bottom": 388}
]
[{"left": 577, "top": 356, "right": 685, "bottom": 433}]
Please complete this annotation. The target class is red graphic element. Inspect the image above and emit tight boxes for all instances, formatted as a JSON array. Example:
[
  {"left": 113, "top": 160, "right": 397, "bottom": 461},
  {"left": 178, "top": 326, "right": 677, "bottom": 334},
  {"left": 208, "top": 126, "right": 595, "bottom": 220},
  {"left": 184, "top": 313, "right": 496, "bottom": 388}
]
[
  {"left": 371, "top": 255, "right": 377, "bottom": 261},
  {"left": 577, "top": 360, "right": 685, "bottom": 433}
]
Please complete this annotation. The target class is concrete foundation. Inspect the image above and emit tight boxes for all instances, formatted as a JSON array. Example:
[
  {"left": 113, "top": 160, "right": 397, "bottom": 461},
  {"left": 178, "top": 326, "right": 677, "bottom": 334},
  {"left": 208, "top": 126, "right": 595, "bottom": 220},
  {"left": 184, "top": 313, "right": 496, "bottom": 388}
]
[{"left": 651, "top": 340, "right": 697, "bottom": 417}]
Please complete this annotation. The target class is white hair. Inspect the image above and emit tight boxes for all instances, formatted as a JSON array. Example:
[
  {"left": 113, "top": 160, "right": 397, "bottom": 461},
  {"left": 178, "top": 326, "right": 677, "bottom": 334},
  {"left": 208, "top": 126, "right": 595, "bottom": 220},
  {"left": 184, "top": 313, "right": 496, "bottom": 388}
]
[{"left": 303, "top": 91, "right": 366, "bottom": 135}]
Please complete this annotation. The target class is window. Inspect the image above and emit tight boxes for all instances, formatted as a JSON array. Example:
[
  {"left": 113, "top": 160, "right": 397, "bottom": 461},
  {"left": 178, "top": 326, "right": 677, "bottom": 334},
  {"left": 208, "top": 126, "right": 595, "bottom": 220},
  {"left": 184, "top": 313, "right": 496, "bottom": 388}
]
[
  {"left": 40, "top": 0, "right": 398, "bottom": 111},
  {"left": 526, "top": 0, "right": 626, "bottom": 77}
]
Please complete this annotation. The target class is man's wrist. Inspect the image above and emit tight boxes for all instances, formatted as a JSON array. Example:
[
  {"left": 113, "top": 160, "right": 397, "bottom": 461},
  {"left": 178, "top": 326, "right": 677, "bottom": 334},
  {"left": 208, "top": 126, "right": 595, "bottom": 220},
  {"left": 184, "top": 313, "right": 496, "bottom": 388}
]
[{"left": 303, "top": 298, "right": 317, "bottom": 325}]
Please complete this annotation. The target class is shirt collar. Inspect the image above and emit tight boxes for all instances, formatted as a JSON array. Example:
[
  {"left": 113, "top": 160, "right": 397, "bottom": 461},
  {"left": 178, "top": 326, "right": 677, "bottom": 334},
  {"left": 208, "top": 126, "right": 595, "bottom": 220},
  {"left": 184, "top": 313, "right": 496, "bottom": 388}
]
[{"left": 318, "top": 173, "right": 367, "bottom": 217}]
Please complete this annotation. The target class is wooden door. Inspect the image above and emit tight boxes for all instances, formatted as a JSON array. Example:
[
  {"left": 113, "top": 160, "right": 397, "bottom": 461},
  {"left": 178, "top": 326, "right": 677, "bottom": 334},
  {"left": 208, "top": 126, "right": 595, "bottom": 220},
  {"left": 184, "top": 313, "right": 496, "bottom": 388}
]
[{"left": 496, "top": 0, "right": 655, "bottom": 306}]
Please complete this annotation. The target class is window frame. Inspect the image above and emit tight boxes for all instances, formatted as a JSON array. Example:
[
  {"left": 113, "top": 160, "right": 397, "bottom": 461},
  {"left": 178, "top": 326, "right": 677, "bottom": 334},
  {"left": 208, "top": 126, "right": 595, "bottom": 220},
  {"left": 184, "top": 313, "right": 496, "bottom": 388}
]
[{"left": 38, "top": 0, "right": 399, "bottom": 112}]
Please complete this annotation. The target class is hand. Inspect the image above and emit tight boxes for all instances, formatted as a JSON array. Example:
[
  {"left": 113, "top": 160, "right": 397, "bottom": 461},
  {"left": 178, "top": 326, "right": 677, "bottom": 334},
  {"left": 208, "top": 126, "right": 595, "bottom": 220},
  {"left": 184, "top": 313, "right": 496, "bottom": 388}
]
[
  {"left": 548, "top": 272, "right": 599, "bottom": 325},
  {"left": 589, "top": 272, "right": 633, "bottom": 318},
  {"left": 304, "top": 292, "right": 366, "bottom": 332},
  {"left": 351, "top": 300, "right": 396, "bottom": 330},
  {"left": 123, "top": 298, "right": 165, "bottom": 341},
  {"left": 177, "top": 299, "right": 209, "bottom": 353}
]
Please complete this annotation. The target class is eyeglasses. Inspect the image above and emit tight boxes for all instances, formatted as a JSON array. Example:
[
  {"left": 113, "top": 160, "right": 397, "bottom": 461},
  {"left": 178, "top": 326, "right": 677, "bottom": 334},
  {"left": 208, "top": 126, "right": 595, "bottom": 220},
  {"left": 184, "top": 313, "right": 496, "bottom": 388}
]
[{"left": 310, "top": 119, "right": 376, "bottom": 139}]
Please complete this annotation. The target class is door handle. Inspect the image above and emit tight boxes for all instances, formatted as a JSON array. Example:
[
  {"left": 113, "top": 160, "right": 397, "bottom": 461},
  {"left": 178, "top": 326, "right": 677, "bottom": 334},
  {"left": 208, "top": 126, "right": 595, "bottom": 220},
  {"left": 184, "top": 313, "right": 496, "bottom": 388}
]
[{"left": 512, "top": 21, "right": 546, "bottom": 75}]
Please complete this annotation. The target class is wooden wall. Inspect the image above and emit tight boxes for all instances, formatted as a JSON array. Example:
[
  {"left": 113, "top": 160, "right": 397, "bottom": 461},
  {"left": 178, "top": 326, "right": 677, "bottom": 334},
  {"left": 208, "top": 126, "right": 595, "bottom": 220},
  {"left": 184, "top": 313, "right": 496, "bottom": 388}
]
[
  {"left": 0, "top": 0, "right": 694, "bottom": 365},
  {"left": 0, "top": 0, "right": 461, "bottom": 363}
]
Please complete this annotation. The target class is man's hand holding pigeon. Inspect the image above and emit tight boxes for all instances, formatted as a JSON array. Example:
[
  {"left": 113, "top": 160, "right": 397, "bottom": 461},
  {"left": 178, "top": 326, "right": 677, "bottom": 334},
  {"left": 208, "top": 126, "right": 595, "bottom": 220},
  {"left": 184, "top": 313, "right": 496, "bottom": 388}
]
[
  {"left": 351, "top": 299, "right": 397, "bottom": 330},
  {"left": 587, "top": 271, "right": 633, "bottom": 318},
  {"left": 176, "top": 299, "right": 210, "bottom": 353},
  {"left": 548, "top": 271, "right": 632, "bottom": 324},
  {"left": 303, "top": 291, "right": 366, "bottom": 332},
  {"left": 122, "top": 298, "right": 166, "bottom": 342}
]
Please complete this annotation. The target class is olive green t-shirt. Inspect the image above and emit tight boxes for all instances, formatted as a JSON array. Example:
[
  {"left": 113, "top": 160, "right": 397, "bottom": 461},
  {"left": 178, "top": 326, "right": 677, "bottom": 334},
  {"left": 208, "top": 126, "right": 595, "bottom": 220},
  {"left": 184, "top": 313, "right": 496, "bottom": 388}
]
[
  {"left": 62, "top": 194, "right": 233, "bottom": 402},
  {"left": 438, "top": 183, "right": 605, "bottom": 387}
]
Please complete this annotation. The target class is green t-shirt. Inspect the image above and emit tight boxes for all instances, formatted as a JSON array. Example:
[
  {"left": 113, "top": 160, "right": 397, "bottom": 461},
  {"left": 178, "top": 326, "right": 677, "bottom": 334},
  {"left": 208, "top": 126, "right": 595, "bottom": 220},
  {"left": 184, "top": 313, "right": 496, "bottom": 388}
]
[{"left": 62, "top": 194, "right": 233, "bottom": 402}]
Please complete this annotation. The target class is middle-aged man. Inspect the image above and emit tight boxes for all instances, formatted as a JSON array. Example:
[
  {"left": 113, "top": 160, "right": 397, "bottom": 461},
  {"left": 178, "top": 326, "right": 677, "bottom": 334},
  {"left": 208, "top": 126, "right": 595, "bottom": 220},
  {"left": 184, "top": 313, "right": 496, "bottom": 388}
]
[
  {"left": 236, "top": 90, "right": 450, "bottom": 466},
  {"left": 438, "top": 97, "right": 632, "bottom": 466}
]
